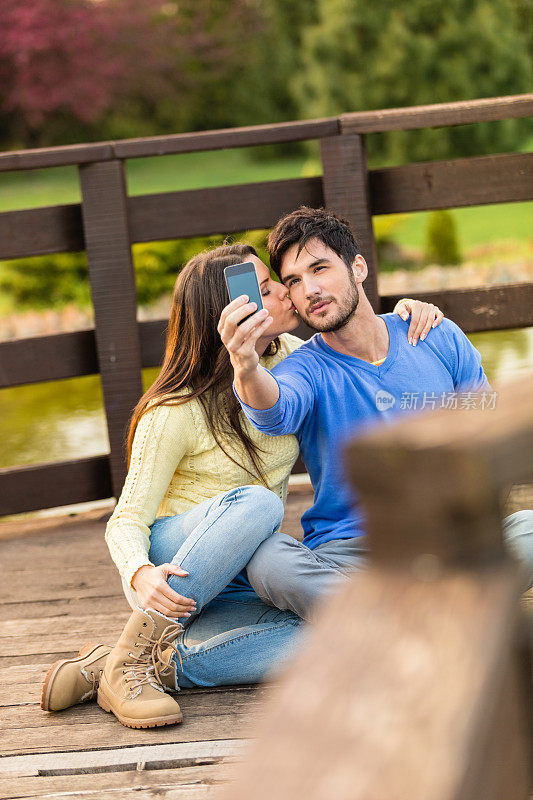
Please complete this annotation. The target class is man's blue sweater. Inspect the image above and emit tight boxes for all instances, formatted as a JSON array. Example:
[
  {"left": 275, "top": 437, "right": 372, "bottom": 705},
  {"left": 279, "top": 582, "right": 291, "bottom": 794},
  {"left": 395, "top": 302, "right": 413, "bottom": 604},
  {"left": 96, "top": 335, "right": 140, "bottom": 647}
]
[{"left": 236, "top": 314, "right": 491, "bottom": 549}]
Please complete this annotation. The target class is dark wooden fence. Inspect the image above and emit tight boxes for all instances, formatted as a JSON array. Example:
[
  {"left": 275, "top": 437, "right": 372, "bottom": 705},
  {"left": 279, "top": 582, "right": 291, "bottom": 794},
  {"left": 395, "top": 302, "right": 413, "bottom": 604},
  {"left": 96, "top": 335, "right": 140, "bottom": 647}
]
[{"left": 1, "top": 95, "right": 532, "bottom": 516}]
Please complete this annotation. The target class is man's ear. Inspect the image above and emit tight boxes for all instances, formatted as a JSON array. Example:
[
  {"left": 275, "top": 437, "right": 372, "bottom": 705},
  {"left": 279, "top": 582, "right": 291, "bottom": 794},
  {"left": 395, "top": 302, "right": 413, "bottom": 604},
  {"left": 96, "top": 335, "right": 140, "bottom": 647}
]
[{"left": 353, "top": 254, "right": 368, "bottom": 283}]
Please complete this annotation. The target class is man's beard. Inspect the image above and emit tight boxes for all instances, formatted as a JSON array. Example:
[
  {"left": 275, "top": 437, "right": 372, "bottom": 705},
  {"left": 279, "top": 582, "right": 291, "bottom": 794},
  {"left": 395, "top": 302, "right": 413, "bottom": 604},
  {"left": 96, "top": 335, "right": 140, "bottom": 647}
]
[{"left": 303, "top": 280, "right": 359, "bottom": 333}]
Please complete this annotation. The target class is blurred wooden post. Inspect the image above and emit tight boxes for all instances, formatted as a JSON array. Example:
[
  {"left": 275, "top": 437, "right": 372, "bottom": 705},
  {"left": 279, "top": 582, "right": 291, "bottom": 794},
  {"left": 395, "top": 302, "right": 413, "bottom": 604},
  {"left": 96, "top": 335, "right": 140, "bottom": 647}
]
[
  {"left": 223, "top": 376, "right": 533, "bottom": 800},
  {"left": 320, "top": 134, "right": 380, "bottom": 311},
  {"left": 79, "top": 160, "right": 143, "bottom": 499}
]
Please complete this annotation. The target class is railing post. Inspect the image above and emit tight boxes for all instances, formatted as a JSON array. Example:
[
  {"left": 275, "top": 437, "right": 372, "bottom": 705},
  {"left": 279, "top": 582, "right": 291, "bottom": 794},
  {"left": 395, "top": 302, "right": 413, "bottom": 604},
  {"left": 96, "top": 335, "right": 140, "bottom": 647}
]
[
  {"left": 79, "top": 160, "right": 143, "bottom": 499},
  {"left": 320, "top": 133, "right": 380, "bottom": 311},
  {"left": 222, "top": 375, "right": 533, "bottom": 800}
]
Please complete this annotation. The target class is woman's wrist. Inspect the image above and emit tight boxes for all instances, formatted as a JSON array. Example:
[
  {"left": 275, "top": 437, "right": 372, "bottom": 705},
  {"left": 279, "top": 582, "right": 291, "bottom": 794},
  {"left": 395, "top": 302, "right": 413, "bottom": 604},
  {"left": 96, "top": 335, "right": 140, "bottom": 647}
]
[{"left": 131, "top": 563, "right": 153, "bottom": 590}]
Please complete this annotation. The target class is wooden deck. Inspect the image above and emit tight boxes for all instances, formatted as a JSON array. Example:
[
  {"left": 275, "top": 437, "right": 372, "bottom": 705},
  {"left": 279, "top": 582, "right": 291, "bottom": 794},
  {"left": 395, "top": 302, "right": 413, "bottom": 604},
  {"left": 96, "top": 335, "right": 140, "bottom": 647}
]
[
  {"left": 1, "top": 483, "right": 531, "bottom": 799},
  {"left": 0, "top": 486, "right": 315, "bottom": 799}
]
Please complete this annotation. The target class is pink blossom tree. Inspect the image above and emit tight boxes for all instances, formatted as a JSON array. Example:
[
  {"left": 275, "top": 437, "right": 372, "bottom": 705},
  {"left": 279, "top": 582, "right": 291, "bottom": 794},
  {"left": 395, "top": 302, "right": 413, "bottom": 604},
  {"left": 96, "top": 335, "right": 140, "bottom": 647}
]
[{"left": 0, "top": 0, "right": 260, "bottom": 147}]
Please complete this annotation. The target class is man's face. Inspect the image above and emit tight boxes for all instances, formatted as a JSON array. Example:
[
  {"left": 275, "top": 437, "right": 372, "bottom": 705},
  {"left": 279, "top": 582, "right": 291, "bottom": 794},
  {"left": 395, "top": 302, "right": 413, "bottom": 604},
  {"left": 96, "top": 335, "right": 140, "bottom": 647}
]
[{"left": 279, "top": 238, "right": 366, "bottom": 332}]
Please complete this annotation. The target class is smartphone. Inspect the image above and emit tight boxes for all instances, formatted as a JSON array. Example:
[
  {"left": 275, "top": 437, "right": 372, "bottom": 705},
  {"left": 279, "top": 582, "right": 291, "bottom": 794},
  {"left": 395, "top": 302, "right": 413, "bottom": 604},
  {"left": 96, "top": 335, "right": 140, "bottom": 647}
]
[{"left": 224, "top": 261, "right": 263, "bottom": 324}]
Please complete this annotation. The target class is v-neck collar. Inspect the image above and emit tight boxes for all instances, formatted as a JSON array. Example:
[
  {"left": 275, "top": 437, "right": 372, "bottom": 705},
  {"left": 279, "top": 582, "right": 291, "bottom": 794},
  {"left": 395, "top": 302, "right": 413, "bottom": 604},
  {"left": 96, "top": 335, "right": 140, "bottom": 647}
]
[{"left": 314, "top": 314, "right": 399, "bottom": 376}]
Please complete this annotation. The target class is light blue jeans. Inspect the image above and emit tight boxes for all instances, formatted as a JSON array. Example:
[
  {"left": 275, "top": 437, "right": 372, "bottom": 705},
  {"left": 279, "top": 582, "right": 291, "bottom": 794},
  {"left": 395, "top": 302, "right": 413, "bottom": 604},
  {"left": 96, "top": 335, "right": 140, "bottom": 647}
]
[
  {"left": 147, "top": 485, "right": 304, "bottom": 689},
  {"left": 148, "top": 488, "right": 533, "bottom": 689}
]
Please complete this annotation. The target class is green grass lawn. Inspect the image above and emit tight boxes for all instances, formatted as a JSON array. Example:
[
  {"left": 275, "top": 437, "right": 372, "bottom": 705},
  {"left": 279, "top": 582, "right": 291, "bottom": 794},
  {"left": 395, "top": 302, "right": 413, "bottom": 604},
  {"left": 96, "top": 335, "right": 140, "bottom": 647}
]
[
  {"left": 390, "top": 202, "right": 533, "bottom": 251},
  {"left": 0, "top": 148, "right": 318, "bottom": 211},
  {"left": 0, "top": 146, "right": 531, "bottom": 251}
]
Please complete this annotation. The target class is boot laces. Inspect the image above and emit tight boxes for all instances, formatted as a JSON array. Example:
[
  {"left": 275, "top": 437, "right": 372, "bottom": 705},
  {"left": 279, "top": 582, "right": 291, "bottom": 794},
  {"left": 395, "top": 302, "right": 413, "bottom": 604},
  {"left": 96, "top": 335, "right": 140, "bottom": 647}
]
[
  {"left": 123, "top": 622, "right": 183, "bottom": 695},
  {"left": 81, "top": 667, "right": 103, "bottom": 702},
  {"left": 152, "top": 622, "right": 184, "bottom": 685},
  {"left": 89, "top": 670, "right": 100, "bottom": 697}
]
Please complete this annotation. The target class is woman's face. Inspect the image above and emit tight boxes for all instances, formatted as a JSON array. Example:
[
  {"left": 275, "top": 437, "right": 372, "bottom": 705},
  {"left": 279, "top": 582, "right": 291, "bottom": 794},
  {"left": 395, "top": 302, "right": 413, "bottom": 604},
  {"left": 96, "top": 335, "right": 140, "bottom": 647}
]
[{"left": 249, "top": 255, "right": 299, "bottom": 337}]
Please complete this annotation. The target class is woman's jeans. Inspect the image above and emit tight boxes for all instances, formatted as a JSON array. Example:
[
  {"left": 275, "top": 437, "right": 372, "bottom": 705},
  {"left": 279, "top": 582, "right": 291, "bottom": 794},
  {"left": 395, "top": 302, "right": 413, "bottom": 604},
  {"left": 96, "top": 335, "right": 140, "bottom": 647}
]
[
  {"left": 147, "top": 486, "right": 304, "bottom": 689},
  {"left": 146, "top": 487, "right": 533, "bottom": 690}
]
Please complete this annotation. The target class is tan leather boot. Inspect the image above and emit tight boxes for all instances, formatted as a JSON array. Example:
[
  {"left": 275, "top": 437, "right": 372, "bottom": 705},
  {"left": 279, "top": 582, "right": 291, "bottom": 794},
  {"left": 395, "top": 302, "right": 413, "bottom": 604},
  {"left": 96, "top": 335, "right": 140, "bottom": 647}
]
[
  {"left": 41, "top": 643, "right": 111, "bottom": 712},
  {"left": 97, "top": 607, "right": 184, "bottom": 728}
]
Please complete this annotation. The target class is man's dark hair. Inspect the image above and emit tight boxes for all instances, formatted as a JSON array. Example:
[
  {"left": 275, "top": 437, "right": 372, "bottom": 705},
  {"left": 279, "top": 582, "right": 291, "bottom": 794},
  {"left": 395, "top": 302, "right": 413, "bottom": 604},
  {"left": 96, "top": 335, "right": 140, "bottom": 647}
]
[{"left": 267, "top": 206, "right": 360, "bottom": 278}]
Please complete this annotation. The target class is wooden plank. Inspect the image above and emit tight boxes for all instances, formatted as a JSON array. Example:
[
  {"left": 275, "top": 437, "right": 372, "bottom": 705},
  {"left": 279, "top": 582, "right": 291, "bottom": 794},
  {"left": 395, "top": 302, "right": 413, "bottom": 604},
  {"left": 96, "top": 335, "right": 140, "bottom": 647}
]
[
  {"left": 320, "top": 134, "right": 380, "bottom": 310},
  {"left": 223, "top": 563, "right": 525, "bottom": 800},
  {"left": 0, "top": 320, "right": 162, "bottom": 387},
  {"left": 0, "top": 612, "right": 129, "bottom": 637},
  {"left": 0, "top": 566, "right": 121, "bottom": 605},
  {"left": 1, "top": 692, "right": 263, "bottom": 755},
  {"left": 128, "top": 178, "right": 324, "bottom": 242},
  {"left": 2, "top": 96, "right": 531, "bottom": 171},
  {"left": 140, "top": 319, "right": 167, "bottom": 369},
  {"left": 1, "top": 788, "right": 219, "bottom": 799},
  {"left": 3, "top": 152, "right": 531, "bottom": 262},
  {"left": 0, "top": 665, "right": 64, "bottom": 707},
  {"left": 79, "top": 160, "right": 143, "bottom": 500},
  {"left": 0, "top": 516, "right": 113, "bottom": 560},
  {"left": 0, "top": 143, "right": 114, "bottom": 173},
  {"left": 0, "top": 204, "right": 83, "bottom": 260},
  {"left": 0, "top": 177, "right": 323, "bottom": 260},
  {"left": 380, "top": 283, "right": 533, "bottom": 333},
  {"left": 3, "top": 278, "right": 532, "bottom": 392},
  {"left": 0, "top": 787, "right": 222, "bottom": 800},
  {"left": 341, "top": 93, "right": 533, "bottom": 134},
  {"left": 0, "top": 456, "right": 112, "bottom": 517},
  {"left": 2, "top": 280, "right": 530, "bottom": 392},
  {"left": 0, "top": 329, "right": 98, "bottom": 388},
  {"left": 0, "top": 119, "right": 338, "bottom": 173},
  {"left": 370, "top": 152, "right": 533, "bottom": 214},
  {"left": 0, "top": 595, "right": 128, "bottom": 621},
  {"left": 114, "top": 118, "right": 339, "bottom": 159},
  {"left": 2, "top": 687, "right": 263, "bottom": 729},
  {"left": 0, "top": 762, "right": 239, "bottom": 798},
  {"left": 0, "top": 618, "right": 126, "bottom": 658}
]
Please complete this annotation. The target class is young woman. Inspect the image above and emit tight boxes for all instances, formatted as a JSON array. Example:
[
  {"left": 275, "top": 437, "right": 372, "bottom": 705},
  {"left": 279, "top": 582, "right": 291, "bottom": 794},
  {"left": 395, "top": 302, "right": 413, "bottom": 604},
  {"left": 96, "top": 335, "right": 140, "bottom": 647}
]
[{"left": 40, "top": 243, "right": 443, "bottom": 729}]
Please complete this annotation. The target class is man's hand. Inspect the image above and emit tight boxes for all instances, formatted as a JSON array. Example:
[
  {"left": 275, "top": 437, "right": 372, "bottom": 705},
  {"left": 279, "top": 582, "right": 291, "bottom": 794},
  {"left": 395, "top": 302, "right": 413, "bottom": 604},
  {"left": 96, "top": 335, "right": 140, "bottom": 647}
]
[
  {"left": 218, "top": 295, "right": 280, "bottom": 410},
  {"left": 132, "top": 564, "right": 196, "bottom": 619},
  {"left": 395, "top": 299, "right": 444, "bottom": 345},
  {"left": 217, "top": 296, "right": 273, "bottom": 377}
]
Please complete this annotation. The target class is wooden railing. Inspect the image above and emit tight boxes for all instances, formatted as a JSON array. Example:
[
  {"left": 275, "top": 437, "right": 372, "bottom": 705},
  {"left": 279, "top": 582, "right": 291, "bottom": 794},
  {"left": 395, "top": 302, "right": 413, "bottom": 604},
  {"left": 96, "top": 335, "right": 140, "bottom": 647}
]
[
  {"left": 224, "top": 373, "right": 533, "bottom": 800},
  {"left": 1, "top": 95, "right": 532, "bottom": 516}
]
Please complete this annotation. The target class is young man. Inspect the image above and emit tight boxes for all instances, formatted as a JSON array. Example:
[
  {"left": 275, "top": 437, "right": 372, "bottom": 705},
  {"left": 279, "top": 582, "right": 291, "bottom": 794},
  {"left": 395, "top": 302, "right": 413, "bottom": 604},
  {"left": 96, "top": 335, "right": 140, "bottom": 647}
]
[{"left": 219, "top": 206, "right": 533, "bottom": 618}]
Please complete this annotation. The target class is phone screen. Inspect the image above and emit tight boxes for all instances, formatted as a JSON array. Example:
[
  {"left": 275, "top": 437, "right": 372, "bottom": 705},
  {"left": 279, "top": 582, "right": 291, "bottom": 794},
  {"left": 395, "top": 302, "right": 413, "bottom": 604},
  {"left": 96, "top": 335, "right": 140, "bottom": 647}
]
[{"left": 224, "top": 262, "right": 264, "bottom": 313}]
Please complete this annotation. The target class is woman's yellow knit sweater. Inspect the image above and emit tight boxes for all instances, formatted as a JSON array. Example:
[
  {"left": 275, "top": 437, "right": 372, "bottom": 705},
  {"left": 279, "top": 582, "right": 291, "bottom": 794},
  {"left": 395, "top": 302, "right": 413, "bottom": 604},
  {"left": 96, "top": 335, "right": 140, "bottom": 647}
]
[{"left": 105, "top": 333, "right": 303, "bottom": 589}]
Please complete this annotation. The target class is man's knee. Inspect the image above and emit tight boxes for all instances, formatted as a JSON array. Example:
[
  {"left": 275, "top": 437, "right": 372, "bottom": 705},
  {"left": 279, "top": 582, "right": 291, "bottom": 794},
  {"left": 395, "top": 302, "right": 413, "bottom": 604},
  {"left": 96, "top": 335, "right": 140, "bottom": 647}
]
[
  {"left": 503, "top": 509, "right": 533, "bottom": 591},
  {"left": 246, "top": 533, "right": 299, "bottom": 600},
  {"left": 504, "top": 509, "right": 533, "bottom": 532}
]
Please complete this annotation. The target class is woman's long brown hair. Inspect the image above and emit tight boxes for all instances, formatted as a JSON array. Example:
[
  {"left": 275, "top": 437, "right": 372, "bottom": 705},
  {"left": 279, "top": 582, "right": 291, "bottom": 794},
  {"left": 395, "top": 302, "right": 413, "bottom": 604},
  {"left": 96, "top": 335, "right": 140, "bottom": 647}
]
[{"left": 126, "top": 243, "right": 279, "bottom": 485}]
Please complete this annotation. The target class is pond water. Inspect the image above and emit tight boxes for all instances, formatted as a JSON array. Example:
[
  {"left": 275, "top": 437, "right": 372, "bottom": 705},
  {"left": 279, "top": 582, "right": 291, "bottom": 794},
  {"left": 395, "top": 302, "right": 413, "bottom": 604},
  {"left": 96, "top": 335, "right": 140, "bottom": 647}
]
[{"left": 1, "top": 328, "right": 532, "bottom": 470}]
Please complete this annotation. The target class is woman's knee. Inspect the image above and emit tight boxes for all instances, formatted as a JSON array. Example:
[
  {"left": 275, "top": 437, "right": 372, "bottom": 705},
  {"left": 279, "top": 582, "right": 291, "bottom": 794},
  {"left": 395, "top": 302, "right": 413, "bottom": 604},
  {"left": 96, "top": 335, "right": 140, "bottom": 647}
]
[{"left": 236, "top": 485, "right": 284, "bottom": 529}]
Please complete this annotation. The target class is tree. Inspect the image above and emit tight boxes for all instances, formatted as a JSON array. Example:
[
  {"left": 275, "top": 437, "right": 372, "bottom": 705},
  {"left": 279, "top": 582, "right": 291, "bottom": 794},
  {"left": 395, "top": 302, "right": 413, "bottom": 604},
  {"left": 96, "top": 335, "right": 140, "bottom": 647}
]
[
  {"left": 0, "top": 0, "right": 262, "bottom": 148},
  {"left": 294, "top": 0, "right": 532, "bottom": 163},
  {"left": 425, "top": 210, "right": 461, "bottom": 265}
]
